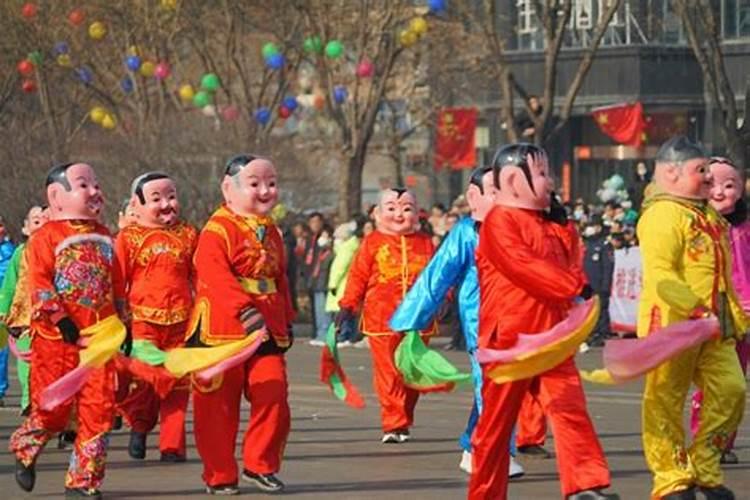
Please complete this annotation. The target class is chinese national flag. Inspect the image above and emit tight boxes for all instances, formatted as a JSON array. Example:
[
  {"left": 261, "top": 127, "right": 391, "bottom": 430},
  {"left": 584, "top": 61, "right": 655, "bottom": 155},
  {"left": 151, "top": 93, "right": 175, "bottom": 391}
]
[
  {"left": 592, "top": 102, "right": 646, "bottom": 147},
  {"left": 434, "top": 107, "right": 477, "bottom": 169}
]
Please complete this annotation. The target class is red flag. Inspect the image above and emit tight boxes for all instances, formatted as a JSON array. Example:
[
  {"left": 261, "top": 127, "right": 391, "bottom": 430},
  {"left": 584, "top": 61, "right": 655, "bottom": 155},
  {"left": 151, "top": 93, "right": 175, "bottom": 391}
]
[
  {"left": 592, "top": 102, "right": 646, "bottom": 147},
  {"left": 434, "top": 107, "right": 477, "bottom": 168}
]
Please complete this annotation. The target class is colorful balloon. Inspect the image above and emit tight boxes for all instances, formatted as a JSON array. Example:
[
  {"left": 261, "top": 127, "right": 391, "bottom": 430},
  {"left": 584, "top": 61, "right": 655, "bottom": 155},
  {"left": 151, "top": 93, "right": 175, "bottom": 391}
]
[
  {"left": 201, "top": 105, "right": 217, "bottom": 117},
  {"left": 192, "top": 90, "right": 212, "bottom": 108},
  {"left": 54, "top": 42, "right": 70, "bottom": 55},
  {"left": 17, "top": 60, "right": 34, "bottom": 77},
  {"left": 154, "top": 62, "right": 170, "bottom": 80},
  {"left": 333, "top": 85, "right": 347, "bottom": 104},
  {"left": 303, "top": 36, "right": 323, "bottom": 54},
  {"left": 313, "top": 94, "right": 325, "bottom": 110},
  {"left": 76, "top": 66, "right": 93, "bottom": 84},
  {"left": 56, "top": 54, "right": 72, "bottom": 67},
  {"left": 282, "top": 96, "right": 298, "bottom": 111},
  {"left": 160, "top": 0, "right": 178, "bottom": 10},
  {"left": 178, "top": 84, "right": 195, "bottom": 102},
  {"left": 254, "top": 107, "right": 271, "bottom": 125},
  {"left": 127, "top": 45, "right": 140, "bottom": 57},
  {"left": 410, "top": 17, "right": 428, "bottom": 36},
  {"left": 356, "top": 59, "right": 374, "bottom": 78},
  {"left": 21, "top": 79, "right": 36, "bottom": 93},
  {"left": 120, "top": 76, "right": 134, "bottom": 93},
  {"left": 200, "top": 73, "right": 220, "bottom": 91},
  {"left": 261, "top": 42, "right": 279, "bottom": 59},
  {"left": 428, "top": 0, "right": 447, "bottom": 13},
  {"left": 88, "top": 21, "right": 107, "bottom": 41},
  {"left": 399, "top": 30, "right": 417, "bottom": 47},
  {"left": 221, "top": 105, "right": 240, "bottom": 122},
  {"left": 27, "top": 51, "right": 43, "bottom": 66},
  {"left": 125, "top": 55, "right": 141, "bottom": 72},
  {"left": 68, "top": 9, "right": 85, "bottom": 27},
  {"left": 101, "top": 114, "right": 117, "bottom": 130},
  {"left": 265, "top": 53, "right": 284, "bottom": 71},
  {"left": 21, "top": 3, "right": 38, "bottom": 19},
  {"left": 325, "top": 40, "right": 344, "bottom": 59},
  {"left": 89, "top": 106, "right": 107, "bottom": 124},
  {"left": 140, "top": 61, "right": 156, "bottom": 77},
  {"left": 278, "top": 106, "right": 292, "bottom": 119}
]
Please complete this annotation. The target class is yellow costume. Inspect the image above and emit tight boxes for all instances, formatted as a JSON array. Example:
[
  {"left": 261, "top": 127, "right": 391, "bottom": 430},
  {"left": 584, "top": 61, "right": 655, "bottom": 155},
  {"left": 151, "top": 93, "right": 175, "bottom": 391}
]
[{"left": 637, "top": 193, "right": 747, "bottom": 499}]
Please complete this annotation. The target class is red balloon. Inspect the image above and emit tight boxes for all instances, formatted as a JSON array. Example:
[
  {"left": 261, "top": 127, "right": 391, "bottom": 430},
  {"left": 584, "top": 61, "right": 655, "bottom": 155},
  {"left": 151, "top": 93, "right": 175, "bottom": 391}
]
[
  {"left": 278, "top": 106, "right": 292, "bottom": 119},
  {"left": 68, "top": 8, "right": 85, "bottom": 27},
  {"left": 21, "top": 3, "right": 37, "bottom": 19},
  {"left": 356, "top": 59, "right": 374, "bottom": 78},
  {"left": 17, "top": 60, "right": 34, "bottom": 77},
  {"left": 22, "top": 79, "right": 36, "bottom": 93}
]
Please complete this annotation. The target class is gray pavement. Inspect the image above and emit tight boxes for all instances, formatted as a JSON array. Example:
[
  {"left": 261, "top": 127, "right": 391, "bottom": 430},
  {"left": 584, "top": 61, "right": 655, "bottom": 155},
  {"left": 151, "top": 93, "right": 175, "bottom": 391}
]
[{"left": 0, "top": 332, "right": 749, "bottom": 499}]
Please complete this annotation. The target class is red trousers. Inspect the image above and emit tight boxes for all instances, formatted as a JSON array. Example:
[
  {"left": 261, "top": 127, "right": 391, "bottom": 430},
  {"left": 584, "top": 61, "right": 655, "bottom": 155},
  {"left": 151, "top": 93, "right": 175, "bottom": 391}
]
[
  {"left": 117, "top": 321, "right": 189, "bottom": 455},
  {"left": 9, "top": 335, "right": 114, "bottom": 490},
  {"left": 516, "top": 386, "right": 547, "bottom": 448},
  {"left": 193, "top": 353, "right": 290, "bottom": 487},
  {"left": 369, "top": 334, "right": 423, "bottom": 432},
  {"left": 469, "top": 357, "right": 610, "bottom": 500}
]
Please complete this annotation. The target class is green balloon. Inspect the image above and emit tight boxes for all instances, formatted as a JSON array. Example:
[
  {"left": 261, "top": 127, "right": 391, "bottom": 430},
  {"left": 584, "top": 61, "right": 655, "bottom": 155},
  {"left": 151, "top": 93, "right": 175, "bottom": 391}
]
[
  {"left": 200, "top": 73, "right": 220, "bottom": 91},
  {"left": 325, "top": 40, "right": 344, "bottom": 59},
  {"left": 261, "top": 42, "right": 279, "bottom": 59},
  {"left": 303, "top": 36, "right": 323, "bottom": 54},
  {"left": 192, "top": 90, "right": 212, "bottom": 108},
  {"left": 28, "top": 50, "right": 43, "bottom": 65}
]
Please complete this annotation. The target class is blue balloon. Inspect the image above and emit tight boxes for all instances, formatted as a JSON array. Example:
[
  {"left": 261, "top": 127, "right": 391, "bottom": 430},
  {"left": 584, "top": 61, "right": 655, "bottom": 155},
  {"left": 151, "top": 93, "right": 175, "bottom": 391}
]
[
  {"left": 76, "top": 66, "right": 93, "bottom": 84},
  {"left": 428, "top": 0, "right": 446, "bottom": 13},
  {"left": 120, "top": 76, "right": 134, "bottom": 93},
  {"left": 265, "top": 53, "right": 285, "bottom": 71},
  {"left": 282, "top": 96, "right": 298, "bottom": 111},
  {"left": 333, "top": 85, "right": 348, "bottom": 104},
  {"left": 254, "top": 107, "right": 271, "bottom": 125},
  {"left": 54, "top": 41, "right": 69, "bottom": 55},
  {"left": 125, "top": 55, "right": 141, "bottom": 72}
]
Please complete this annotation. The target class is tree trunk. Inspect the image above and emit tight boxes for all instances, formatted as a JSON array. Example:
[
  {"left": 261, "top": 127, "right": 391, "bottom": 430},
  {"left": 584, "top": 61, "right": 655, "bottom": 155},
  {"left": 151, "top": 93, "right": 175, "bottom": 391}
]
[{"left": 338, "top": 150, "right": 366, "bottom": 220}]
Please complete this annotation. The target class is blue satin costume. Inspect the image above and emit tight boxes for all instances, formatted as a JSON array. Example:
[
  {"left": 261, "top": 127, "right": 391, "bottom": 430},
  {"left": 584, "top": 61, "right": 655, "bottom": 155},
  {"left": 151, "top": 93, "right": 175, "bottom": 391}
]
[{"left": 390, "top": 217, "right": 516, "bottom": 455}]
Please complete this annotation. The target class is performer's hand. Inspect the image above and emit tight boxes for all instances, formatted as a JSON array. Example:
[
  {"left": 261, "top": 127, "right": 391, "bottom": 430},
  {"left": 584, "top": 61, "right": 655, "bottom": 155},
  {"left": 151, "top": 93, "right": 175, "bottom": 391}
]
[
  {"left": 334, "top": 307, "right": 354, "bottom": 330},
  {"left": 239, "top": 306, "right": 266, "bottom": 335},
  {"left": 121, "top": 329, "right": 133, "bottom": 357},
  {"left": 580, "top": 284, "right": 594, "bottom": 300},
  {"left": 57, "top": 317, "right": 80, "bottom": 345}
]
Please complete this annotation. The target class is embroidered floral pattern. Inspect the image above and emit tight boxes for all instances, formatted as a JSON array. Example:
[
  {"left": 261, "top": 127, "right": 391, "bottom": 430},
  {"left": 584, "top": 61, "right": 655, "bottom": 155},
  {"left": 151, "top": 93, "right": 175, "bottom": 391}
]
[
  {"left": 8, "top": 415, "right": 54, "bottom": 467},
  {"left": 707, "top": 429, "right": 730, "bottom": 454},
  {"left": 65, "top": 433, "right": 108, "bottom": 490},
  {"left": 54, "top": 239, "right": 113, "bottom": 310},
  {"left": 673, "top": 444, "right": 690, "bottom": 470}
]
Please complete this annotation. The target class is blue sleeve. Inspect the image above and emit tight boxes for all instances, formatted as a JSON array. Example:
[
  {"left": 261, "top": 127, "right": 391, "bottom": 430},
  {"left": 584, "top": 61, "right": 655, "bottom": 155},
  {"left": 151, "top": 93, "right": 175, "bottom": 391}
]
[{"left": 389, "top": 219, "right": 473, "bottom": 331}]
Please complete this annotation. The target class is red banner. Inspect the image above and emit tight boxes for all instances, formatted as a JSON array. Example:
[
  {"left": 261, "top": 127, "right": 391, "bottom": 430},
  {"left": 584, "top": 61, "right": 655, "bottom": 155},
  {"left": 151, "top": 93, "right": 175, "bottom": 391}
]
[
  {"left": 592, "top": 102, "right": 646, "bottom": 147},
  {"left": 434, "top": 107, "right": 477, "bottom": 169}
]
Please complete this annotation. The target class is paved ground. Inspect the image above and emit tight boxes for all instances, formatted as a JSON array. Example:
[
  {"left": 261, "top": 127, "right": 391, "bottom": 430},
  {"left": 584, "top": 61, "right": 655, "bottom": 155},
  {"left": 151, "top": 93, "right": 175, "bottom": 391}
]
[{"left": 0, "top": 329, "right": 749, "bottom": 499}]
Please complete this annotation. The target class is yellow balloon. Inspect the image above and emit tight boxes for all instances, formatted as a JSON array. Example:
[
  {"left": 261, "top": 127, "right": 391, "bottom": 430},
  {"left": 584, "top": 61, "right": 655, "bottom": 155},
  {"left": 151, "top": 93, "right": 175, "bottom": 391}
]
[
  {"left": 410, "top": 17, "right": 428, "bottom": 36},
  {"left": 90, "top": 107, "right": 107, "bottom": 124},
  {"left": 127, "top": 45, "right": 141, "bottom": 57},
  {"left": 56, "top": 54, "right": 72, "bottom": 67},
  {"left": 140, "top": 61, "right": 156, "bottom": 77},
  {"left": 101, "top": 114, "right": 117, "bottom": 130},
  {"left": 88, "top": 21, "right": 107, "bottom": 41},
  {"left": 399, "top": 29, "right": 417, "bottom": 47},
  {"left": 160, "top": 0, "right": 178, "bottom": 10},
  {"left": 178, "top": 84, "right": 195, "bottom": 102}
]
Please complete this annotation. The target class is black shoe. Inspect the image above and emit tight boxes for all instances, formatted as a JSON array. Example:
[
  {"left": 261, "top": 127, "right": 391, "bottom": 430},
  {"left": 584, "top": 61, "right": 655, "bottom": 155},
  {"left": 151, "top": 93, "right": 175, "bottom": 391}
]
[
  {"left": 15, "top": 458, "right": 35, "bottom": 492},
  {"left": 57, "top": 430, "right": 77, "bottom": 449},
  {"left": 662, "top": 486, "right": 697, "bottom": 500},
  {"left": 587, "top": 336, "right": 606, "bottom": 348},
  {"left": 242, "top": 470, "right": 285, "bottom": 493},
  {"left": 160, "top": 452, "right": 186, "bottom": 463},
  {"left": 65, "top": 488, "right": 102, "bottom": 498},
  {"left": 699, "top": 485, "right": 735, "bottom": 500},
  {"left": 205, "top": 483, "right": 240, "bottom": 495},
  {"left": 567, "top": 489, "right": 620, "bottom": 500},
  {"left": 517, "top": 444, "right": 552, "bottom": 459},
  {"left": 0, "top": 397, "right": 5, "bottom": 407},
  {"left": 20, "top": 405, "right": 30, "bottom": 417},
  {"left": 128, "top": 431, "right": 147, "bottom": 459},
  {"left": 112, "top": 415, "right": 123, "bottom": 431},
  {"left": 720, "top": 450, "right": 739, "bottom": 464}
]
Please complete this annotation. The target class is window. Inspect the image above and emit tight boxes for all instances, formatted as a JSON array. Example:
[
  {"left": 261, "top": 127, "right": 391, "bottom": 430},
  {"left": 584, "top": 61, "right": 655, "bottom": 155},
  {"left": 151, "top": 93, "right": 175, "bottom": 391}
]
[
  {"left": 723, "top": 0, "right": 750, "bottom": 39},
  {"left": 516, "top": 0, "right": 544, "bottom": 50},
  {"left": 661, "top": 0, "right": 685, "bottom": 44}
]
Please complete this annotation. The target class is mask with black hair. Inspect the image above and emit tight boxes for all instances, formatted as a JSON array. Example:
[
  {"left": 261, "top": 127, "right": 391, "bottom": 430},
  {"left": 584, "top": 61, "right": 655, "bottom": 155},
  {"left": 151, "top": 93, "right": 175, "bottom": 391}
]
[{"left": 490, "top": 143, "right": 553, "bottom": 211}]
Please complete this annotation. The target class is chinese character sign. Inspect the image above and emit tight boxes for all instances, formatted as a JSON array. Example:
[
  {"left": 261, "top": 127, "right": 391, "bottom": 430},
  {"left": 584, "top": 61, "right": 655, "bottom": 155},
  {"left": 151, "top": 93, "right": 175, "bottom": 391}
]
[
  {"left": 609, "top": 247, "right": 642, "bottom": 333},
  {"left": 434, "top": 107, "right": 477, "bottom": 169}
]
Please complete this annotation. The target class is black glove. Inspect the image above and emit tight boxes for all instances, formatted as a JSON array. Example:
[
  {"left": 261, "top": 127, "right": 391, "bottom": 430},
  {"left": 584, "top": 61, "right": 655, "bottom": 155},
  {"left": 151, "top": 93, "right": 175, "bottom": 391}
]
[
  {"left": 334, "top": 308, "right": 354, "bottom": 330},
  {"left": 121, "top": 329, "right": 133, "bottom": 357},
  {"left": 239, "top": 306, "right": 266, "bottom": 335},
  {"left": 57, "top": 317, "right": 80, "bottom": 345},
  {"left": 580, "top": 284, "right": 594, "bottom": 300}
]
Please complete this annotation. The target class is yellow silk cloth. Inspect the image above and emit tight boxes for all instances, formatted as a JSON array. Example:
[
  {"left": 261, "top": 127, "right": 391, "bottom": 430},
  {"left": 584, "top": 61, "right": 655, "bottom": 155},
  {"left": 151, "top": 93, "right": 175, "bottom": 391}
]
[
  {"left": 163, "top": 329, "right": 265, "bottom": 378},
  {"left": 487, "top": 297, "right": 599, "bottom": 384},
  {"left": 79, "top": 314, "right": 127, "bottom": 367}
]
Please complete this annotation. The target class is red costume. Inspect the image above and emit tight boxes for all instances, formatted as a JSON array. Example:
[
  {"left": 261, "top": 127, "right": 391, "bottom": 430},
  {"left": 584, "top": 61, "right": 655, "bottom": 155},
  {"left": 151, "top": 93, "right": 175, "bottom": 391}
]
[
  {"left": 469, "top": 206, "right": 611, "bottom": 499},
  {"left": 189, "top": 205, "right": 294, "bottom": 488},
  {"left": 114, "top": 221, "right": 197, "bottom": 457},
  {"left": 339, "top": 230, "right": 436, "bottom": 433},
  {"left": 9, "top": 220, "right": 117, "bottom": 491}
]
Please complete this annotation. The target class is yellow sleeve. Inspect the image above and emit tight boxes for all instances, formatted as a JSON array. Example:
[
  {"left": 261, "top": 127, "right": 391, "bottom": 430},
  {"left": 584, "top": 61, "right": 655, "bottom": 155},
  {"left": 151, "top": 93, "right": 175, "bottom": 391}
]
[{"left": 637, "top": 201, "right": 703, "bottom": 317}]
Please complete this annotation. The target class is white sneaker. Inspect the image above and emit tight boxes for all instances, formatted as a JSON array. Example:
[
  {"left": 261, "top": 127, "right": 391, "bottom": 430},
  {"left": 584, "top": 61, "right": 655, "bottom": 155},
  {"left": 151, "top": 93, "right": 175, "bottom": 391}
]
[
  {"left": 578, "top": 342, "right": 590, "bottom": 354},
  {"left": 397, "top": 431, "right": 411, "bottom": 443},
  {"left": 353, "top": 338, "right": 369, "bottom": 349},
  {"left": 337, "top": 340, "right": 353, "bottom": 348},
  {"left": 381, "top": 432, "right": 400, "bottom": 444},
  {"left": 459, "top": 450, "right": 472, "bottom": 474},
  {"left": 509, "top": 456, "right": 525, "bottom": 479},
  {"left": 308, "top": 339, "right": 325, "bottom": 347}
]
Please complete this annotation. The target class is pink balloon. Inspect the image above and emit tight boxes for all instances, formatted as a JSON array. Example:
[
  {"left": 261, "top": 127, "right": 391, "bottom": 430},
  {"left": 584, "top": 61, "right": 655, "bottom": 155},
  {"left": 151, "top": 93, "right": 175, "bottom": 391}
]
[
  {"left": 154, "top": 62, "right": 171, "bottom": 80},
  {"left": 221, "top": 105, "right": 240, "bottom": 122},
  {"left": 356, "top": 59, "right": 374, "bottom": 78}
]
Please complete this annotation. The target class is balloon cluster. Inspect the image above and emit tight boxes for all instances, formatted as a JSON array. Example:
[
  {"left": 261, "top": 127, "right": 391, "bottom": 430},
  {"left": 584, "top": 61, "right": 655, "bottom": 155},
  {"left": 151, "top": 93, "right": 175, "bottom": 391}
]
[
  {"left": 400, "top": 16, "right": 429, "bottom": 47},
  {"left": 597, "top": 174, "right": 629, "bottom": 204},
  {"left": 262, "top": 43, "right": 285, "bottom": 71},
  {"left": 122, "top": 53, "right": 171, "bottom": 93},
  {"left": 89, "top": 106, "right": 117, "bottom": 130}
]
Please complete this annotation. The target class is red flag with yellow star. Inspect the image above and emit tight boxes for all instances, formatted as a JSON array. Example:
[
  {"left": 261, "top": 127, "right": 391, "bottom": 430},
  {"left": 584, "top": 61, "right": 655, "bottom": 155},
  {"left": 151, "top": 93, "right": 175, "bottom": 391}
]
[
  {"left": 592, "top": 102, "right": 646, "bottom": 147},
  {"left": 434, "top": 107, "right": 477, "bottom": 168}
]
